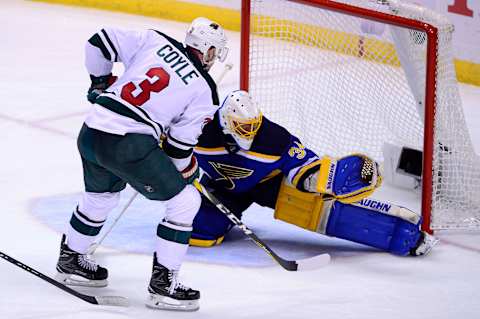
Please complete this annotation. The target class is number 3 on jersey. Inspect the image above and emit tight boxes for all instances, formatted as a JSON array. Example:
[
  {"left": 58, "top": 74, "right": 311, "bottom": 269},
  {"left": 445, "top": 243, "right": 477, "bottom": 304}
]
[
  {"left": 288, "top": 141, "right": 306, "bottom": 159},
  {"left": 121, "top": 67, "right": 170, "bottom": 106}
]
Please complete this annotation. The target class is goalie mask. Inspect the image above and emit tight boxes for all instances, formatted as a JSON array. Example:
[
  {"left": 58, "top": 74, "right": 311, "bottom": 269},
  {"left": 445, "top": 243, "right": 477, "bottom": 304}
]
[
  {"left": 185, "top": 17, "right": 228, "bottom": 70},
  {"left": 219, "top": 90, "right": 263, "bottom": 151}
]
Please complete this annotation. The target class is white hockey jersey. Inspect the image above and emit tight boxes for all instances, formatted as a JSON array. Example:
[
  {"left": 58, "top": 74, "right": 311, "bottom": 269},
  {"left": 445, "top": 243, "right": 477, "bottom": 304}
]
[{"left": 84, "top": 28, "right": 219, "bottom": 159}]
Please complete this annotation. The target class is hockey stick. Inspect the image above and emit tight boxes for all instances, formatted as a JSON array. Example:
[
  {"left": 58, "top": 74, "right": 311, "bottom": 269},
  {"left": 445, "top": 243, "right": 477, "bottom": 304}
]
[
  {"left": 88, "top": 191, "right": 139, "bottom": 254},
  {"left": 87, "top": 62, "right": 234, "bottom": 254},
  {"left": 215, "top": 62, "right": 233, "bottom": 85},
  {"left": 0, "top": 251, "right": 129, "bottom": 307},
  {"left": 193, "top": 180, "right": 331, "bottom": 271}
]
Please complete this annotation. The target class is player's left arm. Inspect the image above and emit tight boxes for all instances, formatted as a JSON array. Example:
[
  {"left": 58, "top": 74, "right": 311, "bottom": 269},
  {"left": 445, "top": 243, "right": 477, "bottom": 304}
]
[
  {"left": 84, "top": 28, "right": 146, "bottom": 103},
  {"left": 85, "top": 27, "right": 146, "bottom": 74}
]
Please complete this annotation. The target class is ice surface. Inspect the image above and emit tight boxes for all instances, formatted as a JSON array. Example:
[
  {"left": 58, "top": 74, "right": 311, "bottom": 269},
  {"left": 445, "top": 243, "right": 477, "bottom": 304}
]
[{"left": 1, "top": 1, "right": 480, "bottom": 318}]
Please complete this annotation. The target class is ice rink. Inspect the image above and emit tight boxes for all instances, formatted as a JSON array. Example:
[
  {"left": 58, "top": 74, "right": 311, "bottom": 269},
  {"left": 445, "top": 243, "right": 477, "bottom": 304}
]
[{"left": 2, "top": 0, "right": 480, "bottom": 318}]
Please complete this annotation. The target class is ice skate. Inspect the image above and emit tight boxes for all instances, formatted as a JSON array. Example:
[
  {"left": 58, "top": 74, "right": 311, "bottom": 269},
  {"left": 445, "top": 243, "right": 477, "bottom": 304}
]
[
  {"left": 410, "top": 231, "right": 439, "bottom": 256},
  {"left": 55, "top": 234, "right": 108, "bottom": 287},
  {"left": 146, "top": 253, "right": 200, "bottom": 311}
]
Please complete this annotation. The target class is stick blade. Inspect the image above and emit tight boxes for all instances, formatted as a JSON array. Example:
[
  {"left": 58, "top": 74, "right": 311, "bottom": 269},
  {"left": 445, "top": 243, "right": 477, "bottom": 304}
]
[
  {"left": 296, "top": 253, "right": 331, "bottom": 271},
  {"left": 94, "top": 296, "right": 130, "bottom": 307}
]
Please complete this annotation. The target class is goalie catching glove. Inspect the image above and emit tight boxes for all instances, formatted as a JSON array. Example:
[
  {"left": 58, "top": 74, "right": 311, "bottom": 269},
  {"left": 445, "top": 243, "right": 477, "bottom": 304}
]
[{"left": 302, "top": 154, "right": 382, "bottom": 203}]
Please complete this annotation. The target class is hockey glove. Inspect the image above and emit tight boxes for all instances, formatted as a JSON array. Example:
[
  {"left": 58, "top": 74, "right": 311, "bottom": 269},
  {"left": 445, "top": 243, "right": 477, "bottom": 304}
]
[
  {"left": 180, "top": 156, "right": 200, "bottom": 184},
  {"left": 304, "top": 154, "right": 382, "bottom": 203},
  {"left": 87, "top": 73, "right": 117, "bottom": 103}
]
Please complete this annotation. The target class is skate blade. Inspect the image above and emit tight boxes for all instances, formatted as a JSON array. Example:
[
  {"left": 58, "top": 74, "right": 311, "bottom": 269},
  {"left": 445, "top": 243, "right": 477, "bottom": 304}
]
[
  {"left": 419, "top": 236, "right": 440, "bottom": 256},
  {"left": 146, "top": 293, "right": 199, "bottom": 312},
  {"left": 55, "top": 272, "right": 108, "bottom": 288}
]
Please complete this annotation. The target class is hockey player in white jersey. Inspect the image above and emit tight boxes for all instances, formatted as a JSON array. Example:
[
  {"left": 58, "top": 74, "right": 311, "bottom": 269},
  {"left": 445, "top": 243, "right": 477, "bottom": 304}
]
[{"left": 55, "top": 17, "right": 228, "bottom": 311}]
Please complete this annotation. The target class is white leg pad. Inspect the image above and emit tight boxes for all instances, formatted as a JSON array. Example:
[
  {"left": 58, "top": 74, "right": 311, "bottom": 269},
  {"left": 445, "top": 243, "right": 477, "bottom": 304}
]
[{"left": 352, "top": 198, "right": 421, "bottom": 224}]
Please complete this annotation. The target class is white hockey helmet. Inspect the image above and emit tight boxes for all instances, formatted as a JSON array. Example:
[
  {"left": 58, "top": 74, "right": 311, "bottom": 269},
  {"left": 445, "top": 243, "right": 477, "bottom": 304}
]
[
  {"left": 185, "top": 17, "right": 228, "bottom": 69},
  {"left": 219, "top": 90, "right": 263, "bottom": 150}
]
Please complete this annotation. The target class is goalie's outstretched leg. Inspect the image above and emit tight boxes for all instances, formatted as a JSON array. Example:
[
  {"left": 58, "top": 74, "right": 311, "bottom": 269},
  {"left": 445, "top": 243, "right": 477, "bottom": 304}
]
[
  {"left": 275, "top": 181, "right": 437, "bottom": 256},
  {"left": 322, "top": 198, "right": 438, "bottom": 256}
]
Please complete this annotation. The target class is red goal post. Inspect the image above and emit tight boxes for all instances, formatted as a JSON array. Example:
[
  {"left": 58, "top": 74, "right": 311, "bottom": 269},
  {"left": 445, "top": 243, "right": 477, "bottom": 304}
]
[{"left": 240, "top": 0, "right": 477, "bottom": 232}]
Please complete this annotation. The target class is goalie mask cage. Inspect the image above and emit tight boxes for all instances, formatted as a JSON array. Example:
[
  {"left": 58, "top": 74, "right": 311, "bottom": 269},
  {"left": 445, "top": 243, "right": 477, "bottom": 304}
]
[{"left": 240, "top": 0, "right": 480, "bottom": 232}]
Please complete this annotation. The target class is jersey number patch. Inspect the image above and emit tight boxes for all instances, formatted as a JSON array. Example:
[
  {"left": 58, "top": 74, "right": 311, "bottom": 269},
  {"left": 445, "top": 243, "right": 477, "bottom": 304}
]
[
  {"left": 121, "top": 67, "right": 170, "bottom": 106},
  {"left": 288, "top": 141, "right": 306, "bottom": 160}
]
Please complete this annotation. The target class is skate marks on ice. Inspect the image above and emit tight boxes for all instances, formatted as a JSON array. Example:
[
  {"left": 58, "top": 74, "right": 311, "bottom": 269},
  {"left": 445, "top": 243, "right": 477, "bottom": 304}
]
[{"left": 30, "top": 189, "right": 373, "bottom": 267}]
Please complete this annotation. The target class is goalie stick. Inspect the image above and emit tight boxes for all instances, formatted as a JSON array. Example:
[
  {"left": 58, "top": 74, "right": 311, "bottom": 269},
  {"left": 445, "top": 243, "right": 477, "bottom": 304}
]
[
  {"left": 0, "top": 251, "right": 129, "bottom": 307},
  {"left": 193, "top": 180, "right": 331, "bottom": 271}
]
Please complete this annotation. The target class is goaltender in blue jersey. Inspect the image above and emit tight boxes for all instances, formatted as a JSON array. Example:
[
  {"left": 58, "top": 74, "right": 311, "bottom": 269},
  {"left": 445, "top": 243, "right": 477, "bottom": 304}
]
[{"left": 191, "top": 90, "right": 437, "bottom": 257}]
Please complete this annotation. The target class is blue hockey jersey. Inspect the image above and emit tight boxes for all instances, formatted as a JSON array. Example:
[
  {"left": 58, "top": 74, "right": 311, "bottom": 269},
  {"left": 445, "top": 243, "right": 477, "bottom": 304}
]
[{"left": 194, "top": 112, "right": 321, "bottom": 193}]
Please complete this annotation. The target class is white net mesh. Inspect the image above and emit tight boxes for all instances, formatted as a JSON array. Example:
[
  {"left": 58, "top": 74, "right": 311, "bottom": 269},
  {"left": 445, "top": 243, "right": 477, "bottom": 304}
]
[{"left": 245, "top": 0, "right": 480, "bottom": 229}]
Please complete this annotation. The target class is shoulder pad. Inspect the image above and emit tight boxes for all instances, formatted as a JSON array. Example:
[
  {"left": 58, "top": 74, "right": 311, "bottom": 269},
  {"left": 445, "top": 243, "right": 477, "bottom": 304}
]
[
  {"left": 196, "top": 114, "right": 225, "bottom": 148},
  {"left": 250, "top": 117, "right": 292, "bottom": 156}
]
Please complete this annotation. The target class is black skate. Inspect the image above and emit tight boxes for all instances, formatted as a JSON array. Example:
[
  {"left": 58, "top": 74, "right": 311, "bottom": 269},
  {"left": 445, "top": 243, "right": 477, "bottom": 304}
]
[
  {"left": 146, "top": 253, "right": 200, "bottom": 311},
  {"left": 55, "top": 234, "right": 108, "bottom": 287}
]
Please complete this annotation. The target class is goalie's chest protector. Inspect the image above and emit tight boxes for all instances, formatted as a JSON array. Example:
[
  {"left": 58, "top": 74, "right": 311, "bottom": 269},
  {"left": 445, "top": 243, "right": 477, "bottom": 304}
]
[{"left": 195, "top": 117, "right": 292, "bottom": 193}]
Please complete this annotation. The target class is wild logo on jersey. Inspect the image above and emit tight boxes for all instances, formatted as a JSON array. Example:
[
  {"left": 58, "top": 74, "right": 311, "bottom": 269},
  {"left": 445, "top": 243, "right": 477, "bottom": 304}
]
[{"left": 209, "top": 162, "right": 254, "bottom": 190}]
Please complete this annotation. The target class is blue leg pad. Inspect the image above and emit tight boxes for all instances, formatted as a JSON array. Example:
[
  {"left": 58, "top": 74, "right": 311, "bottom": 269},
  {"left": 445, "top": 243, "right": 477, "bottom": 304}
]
[
  {"left": 191, "top": 198, "right": 233, "bottom": 243},
  {"left": 325, "top": 200, "right": 421, "bottom": 256}
]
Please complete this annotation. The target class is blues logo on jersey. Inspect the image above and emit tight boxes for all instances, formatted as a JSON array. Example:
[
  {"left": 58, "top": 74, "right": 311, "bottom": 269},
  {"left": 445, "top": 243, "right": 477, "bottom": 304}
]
[{"left": 209, "top": 162, "right": 254, "bottom": 190}]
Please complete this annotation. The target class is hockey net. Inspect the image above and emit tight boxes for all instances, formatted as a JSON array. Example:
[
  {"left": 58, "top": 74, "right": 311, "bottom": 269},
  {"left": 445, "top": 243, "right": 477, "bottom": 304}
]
[{"left": 240, "top": 0, "right": 480, "bottom": 230}]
